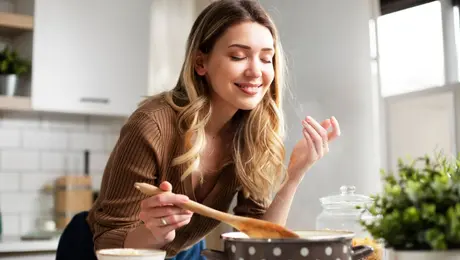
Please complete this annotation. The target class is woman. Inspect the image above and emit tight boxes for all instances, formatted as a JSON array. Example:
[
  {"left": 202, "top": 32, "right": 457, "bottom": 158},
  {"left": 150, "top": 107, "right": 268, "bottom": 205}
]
[{"left": 56, "top": 0, "right": 340, "bottom": 259}]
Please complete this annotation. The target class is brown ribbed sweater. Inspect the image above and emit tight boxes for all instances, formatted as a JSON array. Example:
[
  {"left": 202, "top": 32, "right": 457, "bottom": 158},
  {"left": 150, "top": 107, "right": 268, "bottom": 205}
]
[{"left": 86, "top": 97, "right": 268, "bottom": 257}]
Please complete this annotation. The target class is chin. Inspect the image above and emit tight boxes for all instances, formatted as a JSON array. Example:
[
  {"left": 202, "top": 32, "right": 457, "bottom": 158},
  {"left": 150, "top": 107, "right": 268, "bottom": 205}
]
[{"left": 233, "top": 99, "right": 263, "bottom": 110}]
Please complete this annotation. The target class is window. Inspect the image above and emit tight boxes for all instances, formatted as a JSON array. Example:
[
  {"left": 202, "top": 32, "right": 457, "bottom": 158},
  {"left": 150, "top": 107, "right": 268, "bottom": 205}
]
[{"left": 378, "top": 1, "right": 445, "bottom": 97}]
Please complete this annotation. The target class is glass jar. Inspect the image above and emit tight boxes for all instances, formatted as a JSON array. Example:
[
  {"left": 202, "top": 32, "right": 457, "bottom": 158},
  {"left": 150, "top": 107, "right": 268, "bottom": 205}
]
[
  {"left": 316, "top": 185, "right": 374, "bottom": 237},
  {"left": 316, "top": 185, "right": 385, "bottom": 260}
]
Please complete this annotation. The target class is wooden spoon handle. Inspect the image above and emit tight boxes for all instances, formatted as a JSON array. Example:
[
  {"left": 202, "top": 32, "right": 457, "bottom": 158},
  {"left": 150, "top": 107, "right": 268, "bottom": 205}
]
[{"left": 134, "top": 182, "right": 236, "bottom": 224}]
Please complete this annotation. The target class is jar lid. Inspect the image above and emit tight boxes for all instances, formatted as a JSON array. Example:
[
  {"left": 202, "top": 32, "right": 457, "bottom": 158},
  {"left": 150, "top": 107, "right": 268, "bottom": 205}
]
[{"left": 319, "top": 185, "right": 373, "bottom": 209}]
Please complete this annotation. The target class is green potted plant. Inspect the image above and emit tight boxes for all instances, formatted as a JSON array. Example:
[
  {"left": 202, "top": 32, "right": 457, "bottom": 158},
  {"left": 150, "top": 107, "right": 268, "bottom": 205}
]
[
  {"left": 0, "top": 47, "right": 31, "bottom": 96},
  {"left": 360, "top": 152, "right": 460, "bottom": 260}
]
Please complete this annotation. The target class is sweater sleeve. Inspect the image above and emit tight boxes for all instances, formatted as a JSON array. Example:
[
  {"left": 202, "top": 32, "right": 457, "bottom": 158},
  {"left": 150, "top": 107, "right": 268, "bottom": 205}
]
[
  {"left": 233, "top": 190, "right": 269, "bottom": 219},
  {"left": 90, "top": 111, "right": 163, "bottom": 250}
]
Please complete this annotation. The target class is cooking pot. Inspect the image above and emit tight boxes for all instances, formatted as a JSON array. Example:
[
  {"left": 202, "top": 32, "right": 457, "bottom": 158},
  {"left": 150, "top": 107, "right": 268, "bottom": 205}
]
[{"left": 201, "top": 230, "right": 373, "bottom": 260}]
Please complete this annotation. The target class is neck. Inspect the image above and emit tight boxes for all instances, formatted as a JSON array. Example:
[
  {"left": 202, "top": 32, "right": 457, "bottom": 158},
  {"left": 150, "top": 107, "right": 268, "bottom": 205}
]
[{"left": 205, "top": 103, "right": 237, "bottom": 138}]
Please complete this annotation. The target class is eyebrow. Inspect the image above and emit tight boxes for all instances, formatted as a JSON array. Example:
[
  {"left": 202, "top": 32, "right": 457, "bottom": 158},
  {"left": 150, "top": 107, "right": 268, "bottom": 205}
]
[{"left": 228, "top": 43, "right": 274, "bottom": 52}]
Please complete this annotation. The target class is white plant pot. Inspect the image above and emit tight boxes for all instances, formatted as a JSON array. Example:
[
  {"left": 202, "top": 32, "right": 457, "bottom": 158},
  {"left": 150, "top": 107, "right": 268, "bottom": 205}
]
[
  {"left": 0, "top": 74, "right": 18, "bottom": 96},
  {"left": 390, "top": 250, "right": 460, "bottom": 260}
]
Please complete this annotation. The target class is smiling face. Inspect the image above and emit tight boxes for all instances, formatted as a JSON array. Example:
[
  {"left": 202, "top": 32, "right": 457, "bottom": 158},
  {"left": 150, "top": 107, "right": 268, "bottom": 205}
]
[{"left": 195, "top": 21, "right": 275, "bottom": 112}]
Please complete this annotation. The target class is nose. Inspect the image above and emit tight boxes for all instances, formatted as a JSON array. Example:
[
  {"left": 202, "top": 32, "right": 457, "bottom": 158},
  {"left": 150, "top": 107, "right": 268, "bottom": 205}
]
[{"left": 244, "top": 59, "right": 262, "bottom": 78}]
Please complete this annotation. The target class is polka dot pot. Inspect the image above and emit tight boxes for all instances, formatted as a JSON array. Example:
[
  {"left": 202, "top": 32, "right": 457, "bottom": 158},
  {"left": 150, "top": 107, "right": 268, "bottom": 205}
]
[{"left": 201, "top": 231, "right": 373, "bottom": 260}]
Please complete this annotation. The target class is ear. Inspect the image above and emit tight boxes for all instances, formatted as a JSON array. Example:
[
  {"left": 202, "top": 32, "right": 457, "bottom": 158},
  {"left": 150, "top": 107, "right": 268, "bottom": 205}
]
[{"left": 194, "top": 51, "right": 208, "bottom": 76}]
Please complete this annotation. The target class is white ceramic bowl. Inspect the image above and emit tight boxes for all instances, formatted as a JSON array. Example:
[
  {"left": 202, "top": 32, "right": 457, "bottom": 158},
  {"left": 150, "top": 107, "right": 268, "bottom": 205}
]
[{"left": 96, "top": 248, "right": 166, "bottom": 260}]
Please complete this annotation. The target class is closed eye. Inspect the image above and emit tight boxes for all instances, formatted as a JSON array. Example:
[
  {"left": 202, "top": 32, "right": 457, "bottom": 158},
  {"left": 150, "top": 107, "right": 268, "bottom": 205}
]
[
  {"left": 261, "top": 58, "right": 272, "bottom": 64},
  {"left": 231, "top": 56, "right": 246, "bottom": 61}
]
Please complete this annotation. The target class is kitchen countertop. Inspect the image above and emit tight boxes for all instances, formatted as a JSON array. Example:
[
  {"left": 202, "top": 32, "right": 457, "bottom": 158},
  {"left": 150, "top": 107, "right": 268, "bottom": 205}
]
[{"left": 0, "top": 235, "right": 60, "bottom": 253}]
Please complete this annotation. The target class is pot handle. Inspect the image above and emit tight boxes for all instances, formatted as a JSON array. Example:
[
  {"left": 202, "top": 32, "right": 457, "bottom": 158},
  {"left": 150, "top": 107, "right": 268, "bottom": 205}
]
[
  {"left": 351, "top": 245, "right": 374, "bottom": 260},
  {"left": 201, "top": 249, "right": 228, "bottom": 260}
]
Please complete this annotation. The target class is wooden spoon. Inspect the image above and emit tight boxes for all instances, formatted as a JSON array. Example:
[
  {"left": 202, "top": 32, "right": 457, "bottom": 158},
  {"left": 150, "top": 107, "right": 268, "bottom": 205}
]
[{"left": 134, "top": 182, "right": 299, "bottom": 239}]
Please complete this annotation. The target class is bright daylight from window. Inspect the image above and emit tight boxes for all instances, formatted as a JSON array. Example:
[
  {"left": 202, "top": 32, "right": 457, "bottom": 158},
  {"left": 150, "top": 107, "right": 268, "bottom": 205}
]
[{"left": 378, "top": 1, "right": 445, "bottom": 97}]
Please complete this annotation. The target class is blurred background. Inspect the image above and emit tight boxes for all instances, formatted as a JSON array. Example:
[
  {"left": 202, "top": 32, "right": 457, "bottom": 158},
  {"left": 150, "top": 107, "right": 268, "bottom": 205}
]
[{"left": 0, "top": 0, "right": 456, "bottom": 258}]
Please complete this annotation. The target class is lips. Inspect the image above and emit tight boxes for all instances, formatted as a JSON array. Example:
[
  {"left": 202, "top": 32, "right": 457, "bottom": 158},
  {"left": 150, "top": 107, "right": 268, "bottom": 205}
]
[
  {"left": 235, "top": 83, "right": 262, "bottom": 88},
  {"left": 234, "top": 83, "right": 262, "bottom": 95}
]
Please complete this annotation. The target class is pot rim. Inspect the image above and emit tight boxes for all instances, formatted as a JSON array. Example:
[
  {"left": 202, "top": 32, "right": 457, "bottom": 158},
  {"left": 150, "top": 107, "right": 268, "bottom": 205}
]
[
  {"left": 220, "top": 230, "right": 355, "bottom": 243},
  {"left": 95, "top": 248, "right": 166, "bottom": 257}
]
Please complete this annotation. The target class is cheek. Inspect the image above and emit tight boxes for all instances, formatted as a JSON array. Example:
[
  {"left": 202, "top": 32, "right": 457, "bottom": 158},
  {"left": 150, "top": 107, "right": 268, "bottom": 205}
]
[
  {"left": 205, "top": 61, "right": 225, "bottom": 87},
  {"left": 208, "top": 61, "right": 243, "bottom": 85},
  {"left": 263, "top": 67, "right": 275, "bottom": 85},
  {"left": 221, "top": 61, "right": 246, "bottom": 78}
]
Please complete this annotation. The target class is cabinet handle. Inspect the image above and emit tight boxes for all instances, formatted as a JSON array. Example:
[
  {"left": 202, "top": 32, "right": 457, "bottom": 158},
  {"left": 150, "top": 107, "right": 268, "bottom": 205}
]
[{"left": 80, "top": 97, "right": 110, "bottom": 104}]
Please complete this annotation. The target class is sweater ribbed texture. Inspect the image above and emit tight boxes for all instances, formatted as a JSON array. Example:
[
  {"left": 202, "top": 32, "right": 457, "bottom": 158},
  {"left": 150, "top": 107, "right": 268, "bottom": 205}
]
[{"left": 86, "top": 97, "right": 268, "bottom": 257}]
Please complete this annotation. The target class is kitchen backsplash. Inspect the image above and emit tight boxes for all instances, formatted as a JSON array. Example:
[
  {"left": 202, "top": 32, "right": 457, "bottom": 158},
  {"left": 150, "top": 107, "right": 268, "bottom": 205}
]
[{"left": 0, "top": 111, "right": 126, "bottom": 236}]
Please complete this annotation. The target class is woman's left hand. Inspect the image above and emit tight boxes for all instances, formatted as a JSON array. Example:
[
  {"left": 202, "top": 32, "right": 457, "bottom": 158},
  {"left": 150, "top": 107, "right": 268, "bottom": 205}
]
[{"left": 287, "top": 116, "right": 341, "bottom": 183}]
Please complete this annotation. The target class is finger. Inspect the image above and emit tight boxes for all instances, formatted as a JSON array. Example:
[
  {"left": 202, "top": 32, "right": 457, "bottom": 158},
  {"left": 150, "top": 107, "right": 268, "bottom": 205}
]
[
  {"left": 140, "top": 206, "right": 192, "bottom": 219},
  {"left": 306, "top": 116, "right": 329, "bottom": 142},
  {"left": 320, "top": 119, "right": 331, "bottom": 152},
  {"left": 302, "top": 128, "right": 315, "bottom": 151},
  {"left": 155, "top": 218, "right": 192, "bottom": 237},
  {"left": 141, "top": 193, "right": 189, "bottom": 209},
  {"left": 159, "top": 181, "right": 172, "bottom": 192},
  {"left": 156, "top": 214, "right": 193, "bottom": 227},
  {"left": 323, "top": 138, "right": 329, "bottom": 153},
  {"left": 328, "top": 116, "right": 341, "bottom": 141},
  {"left": 302, "top": 120, "right": 323, "bottom": 156},
  {"left": 320, "top": 119, "right": 332, "bottom": 130}
]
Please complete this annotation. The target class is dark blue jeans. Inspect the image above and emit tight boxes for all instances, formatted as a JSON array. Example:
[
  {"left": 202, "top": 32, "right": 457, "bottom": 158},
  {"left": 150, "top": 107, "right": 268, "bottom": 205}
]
[
  {"left": 168, "top": 240, "right": 206, "bottom": 260},
  {"left": 56, "top": 211, "right": 206, "bottom": 260}
]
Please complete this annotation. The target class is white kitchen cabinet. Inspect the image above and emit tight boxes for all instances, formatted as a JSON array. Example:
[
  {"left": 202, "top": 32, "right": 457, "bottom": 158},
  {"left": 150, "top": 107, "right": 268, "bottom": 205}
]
[{"left": 32, "top": 0, "right": 152, "bottom": 117}]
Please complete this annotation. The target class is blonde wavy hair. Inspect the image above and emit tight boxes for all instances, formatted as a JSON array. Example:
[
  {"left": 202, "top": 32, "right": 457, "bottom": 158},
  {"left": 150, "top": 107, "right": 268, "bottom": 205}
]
[{"left": 164, "top": 0, "right": 287, "bottom": 202}]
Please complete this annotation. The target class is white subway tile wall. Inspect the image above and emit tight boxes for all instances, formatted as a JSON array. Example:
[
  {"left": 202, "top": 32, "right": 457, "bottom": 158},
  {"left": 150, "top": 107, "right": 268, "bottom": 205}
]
[{"left": 0, "top": 111, "right": 126, "bottom": 235}]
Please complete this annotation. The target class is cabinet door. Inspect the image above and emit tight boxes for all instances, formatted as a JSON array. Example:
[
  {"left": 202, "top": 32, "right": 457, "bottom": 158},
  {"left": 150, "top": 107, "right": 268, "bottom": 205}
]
[{"left": 32, "top": 0, "right": 152, "bottom": 116}]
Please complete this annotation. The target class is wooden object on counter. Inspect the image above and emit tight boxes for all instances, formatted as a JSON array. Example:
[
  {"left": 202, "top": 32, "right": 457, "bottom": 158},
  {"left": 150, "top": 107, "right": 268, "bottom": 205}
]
[{"left": 54, "top": 175, "right": 93, "bottom": 229}]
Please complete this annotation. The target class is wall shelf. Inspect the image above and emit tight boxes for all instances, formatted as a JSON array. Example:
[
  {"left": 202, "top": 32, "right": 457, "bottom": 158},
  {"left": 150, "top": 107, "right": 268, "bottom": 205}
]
[
  {"left": 0, "top": 12, "right": 34, "bottom": 111},
  {"left": 0, "top": 96, "right": 31, "bottom": 111},
  {"left": 0, "top": 12, "right": 33, "bottom": 37}
]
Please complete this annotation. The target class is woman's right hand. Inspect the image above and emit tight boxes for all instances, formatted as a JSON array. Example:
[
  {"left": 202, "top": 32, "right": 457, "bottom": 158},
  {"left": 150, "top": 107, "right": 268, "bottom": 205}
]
[{"left": 139, "top": 181, "right": 193, "bottom": 246}]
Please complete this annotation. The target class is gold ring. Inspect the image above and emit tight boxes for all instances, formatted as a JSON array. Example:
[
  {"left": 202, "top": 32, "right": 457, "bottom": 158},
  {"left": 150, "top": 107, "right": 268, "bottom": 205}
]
[{"left": 160, "top": 217, "right": 167, "bottom": 226}]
